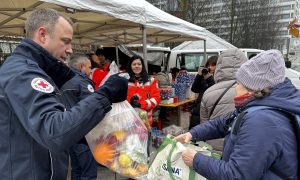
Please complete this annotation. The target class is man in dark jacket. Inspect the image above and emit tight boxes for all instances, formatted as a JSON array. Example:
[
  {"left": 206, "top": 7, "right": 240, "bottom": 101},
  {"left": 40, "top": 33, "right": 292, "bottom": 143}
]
[
  {"left": 61, "top": 55, "right": 97, "bottom": 180},
  {"left": 0, "top": 8, "right": 128, "bottom": 180},
  {"left": 176, "top": 50, "right": 298, "bottom": 180}
]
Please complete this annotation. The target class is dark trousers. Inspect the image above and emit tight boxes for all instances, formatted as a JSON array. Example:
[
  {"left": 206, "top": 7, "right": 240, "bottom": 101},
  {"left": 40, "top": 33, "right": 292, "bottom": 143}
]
[
  {"left": 69, "top": 144, "right": 98, "bottom": 180},
  {"left": 189, "top": 102, "right": 200, "bottom": 130}
]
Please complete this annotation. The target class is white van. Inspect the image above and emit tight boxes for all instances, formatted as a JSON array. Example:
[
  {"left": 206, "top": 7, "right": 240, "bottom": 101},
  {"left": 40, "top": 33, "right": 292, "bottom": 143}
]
[
  {"left": 166, "top": 48, "right": 264, "bottom": 72},
  {"left": 119, "top": 44, "right": 171, "bottom": 74},
  {"left": 166, "top": 49, "right": 225, "bottom": 72},
  {"left": 239, "top": 48, "right": 264, "bottom": 59},
  {"left": 166, "top": 48, "right": 300, "bottom": 89}
]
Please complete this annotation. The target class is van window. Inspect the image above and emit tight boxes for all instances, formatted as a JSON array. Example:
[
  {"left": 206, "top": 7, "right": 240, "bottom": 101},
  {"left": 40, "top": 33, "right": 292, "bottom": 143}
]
[
  {"left": 247, "top": 52, "right": 259, "bottom": 59},
  {"left": 176, "top": 53, "right": 218, "bottom": 72}
]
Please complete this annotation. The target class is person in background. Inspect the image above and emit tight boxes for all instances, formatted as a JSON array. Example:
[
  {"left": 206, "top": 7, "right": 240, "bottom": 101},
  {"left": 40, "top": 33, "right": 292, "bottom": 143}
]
[
  {"left": 0, "top": 47, "right": 3, "bottom": 60},
  {"left": 175, "top": 50, "right": 298, "bottom": 180},
  {"left": 170, "top": 67, "right": 180, "bottom": 84},
  {"left": 126, "top": 55, "right": 161, "bottom": 126},
  {"left": 285, "top": 60, "right": 292, "bottom": 68},
  {"left": 0, "top": 48, "right": 7, "bottom": 66},
  {"left": 95, "top": 48, "right": 110, "bottom": 72},
  {"left": 189, "top": 56, "right": 218, "bottom": 129},
  {"left": 0, "top": 8, "right": 128, "bottom": 180},
  {"left": 199, "top": 49, "right": 247, "bottom": 151},
  {"left": 88, "top": 52, "right": 108, "bottom": 90},
  {"left": 88, "top": 52, "right": 101, "bottom": 69},
  {"left": 61, "top": 55, "right": 97, "bottom": 180}
]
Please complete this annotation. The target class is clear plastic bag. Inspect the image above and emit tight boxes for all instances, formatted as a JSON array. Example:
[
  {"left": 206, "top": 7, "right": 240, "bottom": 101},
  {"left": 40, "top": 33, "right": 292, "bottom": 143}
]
[
  {"left": 134, "top": 108, "right": 151, "bottom": 131},
  {"left": 86, "top": 62, "right": 148, "bottom": 179}
]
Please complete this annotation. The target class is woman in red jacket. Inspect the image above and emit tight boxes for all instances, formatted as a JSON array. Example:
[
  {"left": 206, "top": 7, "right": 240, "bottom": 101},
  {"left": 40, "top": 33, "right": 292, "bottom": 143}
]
[
  {"left": 87, "top": 52, "right": 108, "bottom": 90},
  {"left": 127, "top": 55, "right": 160, "bottom": 125}
]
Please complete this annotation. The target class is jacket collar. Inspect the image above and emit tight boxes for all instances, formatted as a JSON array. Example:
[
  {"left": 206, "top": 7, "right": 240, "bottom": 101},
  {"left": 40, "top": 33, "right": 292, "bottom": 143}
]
[
  {"left": 16, "top": 39, "right": 74, "bottom": 88},
  {"left": 71, "top": 67, "right": 95, "bottom": 86}
]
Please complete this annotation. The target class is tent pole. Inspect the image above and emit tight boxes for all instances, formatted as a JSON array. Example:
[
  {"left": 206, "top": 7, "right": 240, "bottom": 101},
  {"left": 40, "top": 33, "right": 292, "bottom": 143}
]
[
  {"left": 115, "top": 46, "right": 119, "bottom": 68},
  {"left": 204, "top": 39, "right": 207, "bottom": 63},
  {"left": 142, "top": 25, "right": 148, "bottom": 72}
]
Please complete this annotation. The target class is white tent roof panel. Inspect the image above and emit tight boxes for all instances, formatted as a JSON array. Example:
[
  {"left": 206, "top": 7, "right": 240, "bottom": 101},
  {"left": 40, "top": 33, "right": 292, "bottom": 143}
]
[{"left": 0, "top": 0, "right": 235, "bottom": 48}]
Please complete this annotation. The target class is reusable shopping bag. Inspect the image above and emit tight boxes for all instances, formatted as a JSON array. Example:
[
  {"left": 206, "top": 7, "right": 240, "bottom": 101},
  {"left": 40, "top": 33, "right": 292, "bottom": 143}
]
[
  {"left": 85, "top": 62, "right": 148, "bottom": 179},
  {"left": 148, "top": 135, "right": 209, "bottom": 180}
]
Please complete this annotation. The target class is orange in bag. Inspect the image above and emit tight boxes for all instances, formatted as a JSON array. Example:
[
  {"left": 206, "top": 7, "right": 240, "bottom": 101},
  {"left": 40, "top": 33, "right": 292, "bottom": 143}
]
[{"left": 93, "top": 143, "right": 116, "bottom": 165}]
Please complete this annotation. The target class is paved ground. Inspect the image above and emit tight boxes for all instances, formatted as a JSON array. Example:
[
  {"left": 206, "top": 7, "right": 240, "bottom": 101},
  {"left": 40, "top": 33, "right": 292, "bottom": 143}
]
[
  {"left": 97, "top": 167, "right": 129, "bottom": 180},
  {"left": 67, "top": 147, "right": 158, "bottom": 180},
  {"left": 67, "top": 165, "right": 129, "bottom": 180}
]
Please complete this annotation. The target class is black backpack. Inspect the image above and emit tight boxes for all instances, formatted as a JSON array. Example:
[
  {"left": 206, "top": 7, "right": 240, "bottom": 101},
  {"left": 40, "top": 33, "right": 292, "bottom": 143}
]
[{"left": 232, "top": 106, "right": 299, "bottom": 179}]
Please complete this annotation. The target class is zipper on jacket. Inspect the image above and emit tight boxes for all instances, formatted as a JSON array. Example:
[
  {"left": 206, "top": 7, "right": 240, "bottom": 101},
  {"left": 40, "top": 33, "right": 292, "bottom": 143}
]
[{"left": 49, "top": 150, "right": 53, "bottom": 180}]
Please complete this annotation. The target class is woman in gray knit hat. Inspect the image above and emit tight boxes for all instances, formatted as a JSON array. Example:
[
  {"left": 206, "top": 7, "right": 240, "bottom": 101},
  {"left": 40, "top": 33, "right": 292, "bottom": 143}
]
[{"left": 175, "top": 50, "right": 299, "bottom": 180}]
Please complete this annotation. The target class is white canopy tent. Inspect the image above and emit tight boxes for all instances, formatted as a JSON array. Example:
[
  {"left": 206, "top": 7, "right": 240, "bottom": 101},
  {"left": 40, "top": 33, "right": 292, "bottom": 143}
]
[
  {"left": 0, "top": 0, "right": 234, "bottom": 68},
  {"left": 173, "top": 40, "right": 236, "bottom": 51}
]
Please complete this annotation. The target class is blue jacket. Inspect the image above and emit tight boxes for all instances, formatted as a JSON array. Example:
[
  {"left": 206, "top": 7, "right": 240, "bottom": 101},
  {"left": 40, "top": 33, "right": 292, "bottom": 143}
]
[
  {"left": 61, "top": 68, "right": 95, "bottom": 145},
  {"left": 61, "top": 68, "right": 95, "bottom": 109},
  {"left": 0, "top": 39, "right": 111, "bottom": 180},
  {"left": 190, "top": 78, "right": 299, "bottom": 180}
]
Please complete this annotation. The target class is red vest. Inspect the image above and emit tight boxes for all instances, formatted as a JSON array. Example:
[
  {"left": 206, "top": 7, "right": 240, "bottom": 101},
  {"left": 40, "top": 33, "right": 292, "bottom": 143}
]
[
  {"left": 90, "top": 68, "right": 108, "bottom": 90},
  {"left": 127, "top": 77, "right": 160, "bottom": 125}
]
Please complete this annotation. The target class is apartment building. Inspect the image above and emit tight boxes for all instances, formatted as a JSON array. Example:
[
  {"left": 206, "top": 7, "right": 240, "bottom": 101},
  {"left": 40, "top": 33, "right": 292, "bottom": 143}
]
[
  {"left": 148, "top": 0, "right": 300, "bottom": 46},
  {"left": 277, "top": 0, "right": 299, "bottom": 38}
]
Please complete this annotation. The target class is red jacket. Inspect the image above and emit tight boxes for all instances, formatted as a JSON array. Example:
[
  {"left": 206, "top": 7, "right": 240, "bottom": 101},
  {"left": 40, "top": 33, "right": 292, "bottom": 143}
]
[
  {"left": 102, "top": 63, "right": 110, "bottom": 72},
  {"left": 127, "top": 77, "right": 160, "bottom": 112},
  {"left": 90, "top": 68, "right": 108, "bottom": 90}
]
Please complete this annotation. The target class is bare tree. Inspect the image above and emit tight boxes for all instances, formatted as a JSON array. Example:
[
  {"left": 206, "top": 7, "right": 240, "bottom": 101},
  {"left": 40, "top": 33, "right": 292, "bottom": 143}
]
[
  {"left": 147, "top": 0, "right": 283, "bottom": 49},
  {"left": 219, "top": 0, "right": 282, "bottom": 49},
  {"left": 147, "top": 0, "right": 213, "bottom": 48},
  {"left": 175, "top": 0, "right": 212, "bottom": 24}
]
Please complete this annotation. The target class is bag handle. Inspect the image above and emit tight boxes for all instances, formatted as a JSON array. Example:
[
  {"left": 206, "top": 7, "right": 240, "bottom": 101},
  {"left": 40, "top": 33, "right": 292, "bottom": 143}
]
[
  {"left": 209, "top": 81, "right": 236, "bottom": 118},
  {"left": 166, "top": 140, "right": 177, "bottom": 180},
  {"left": 166, "top": 138, "right": 197, "bottom": 180}
]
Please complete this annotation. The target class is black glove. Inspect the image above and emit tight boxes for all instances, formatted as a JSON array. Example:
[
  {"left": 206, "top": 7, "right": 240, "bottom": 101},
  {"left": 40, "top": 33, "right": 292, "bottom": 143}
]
[
  {"left": 96, "top": 74, "right": 128, "bottom": 103},
  {"left": 130, "top": 95, "right": 141, "bottom": 108}
]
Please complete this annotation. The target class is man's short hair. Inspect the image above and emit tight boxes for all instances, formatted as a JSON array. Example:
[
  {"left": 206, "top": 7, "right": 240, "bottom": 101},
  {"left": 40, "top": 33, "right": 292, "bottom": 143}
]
[
  {"left": 25, "top": 8, "right": 73, "bottom": 39},
  {"left": 68, "top": 55, "right": 90, "bottom": 69}
]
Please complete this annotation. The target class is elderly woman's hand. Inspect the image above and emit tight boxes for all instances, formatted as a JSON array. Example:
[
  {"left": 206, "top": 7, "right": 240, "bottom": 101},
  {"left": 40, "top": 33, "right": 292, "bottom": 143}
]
[
  {"left": 182, "top": 148, "right": 197, "bottom": 167},
  {"left": 174, "top": 132, "right": 192, "bottom": 144}
]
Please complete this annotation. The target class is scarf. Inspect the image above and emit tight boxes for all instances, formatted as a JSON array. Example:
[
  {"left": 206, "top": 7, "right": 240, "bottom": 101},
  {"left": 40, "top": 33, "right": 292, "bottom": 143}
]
[{"left": 234, "top": 92, "right": 254, "bottom": 108}]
